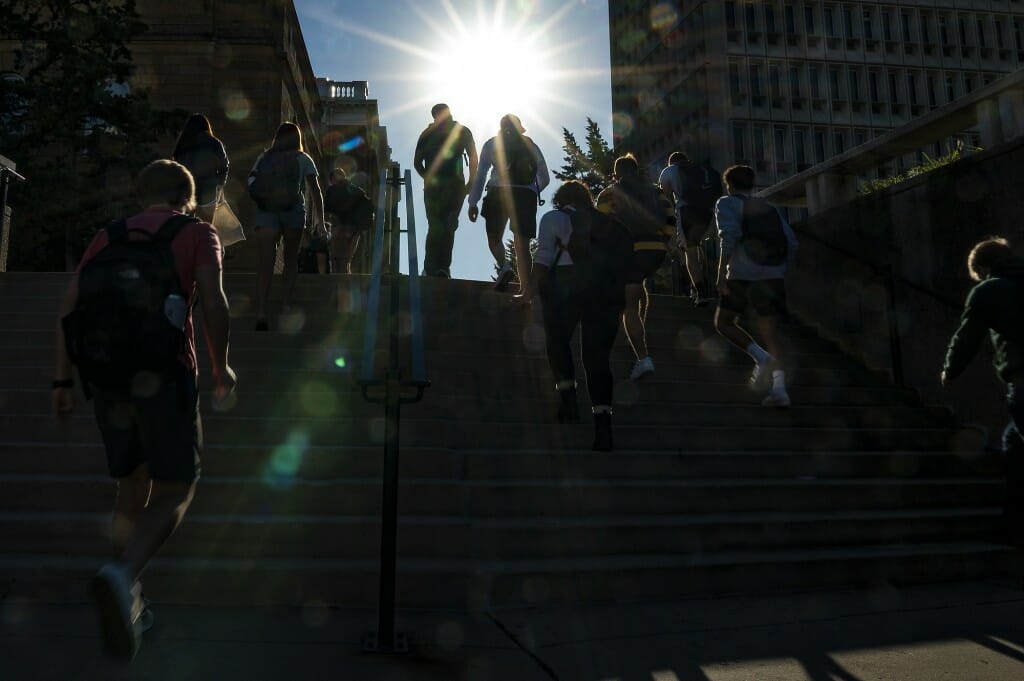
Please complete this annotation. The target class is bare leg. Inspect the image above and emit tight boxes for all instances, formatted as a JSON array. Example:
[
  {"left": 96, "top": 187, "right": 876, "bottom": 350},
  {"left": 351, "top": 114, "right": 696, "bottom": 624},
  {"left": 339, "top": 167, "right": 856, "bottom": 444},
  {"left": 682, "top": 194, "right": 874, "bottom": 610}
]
[
  {"left": 488, "top": 227, "right": 507, "bottom": 267},
  {"left": 684, "top": 246, "right": 703, "bottom": 292},
  {"left": 714, "top": 307, "right": 757, "bottom": 353},
  {"left": 316, "top": 253, "right": 328, "bottom": 274},
  {"left": 111, "top": 466, "right": 151, "bottom": 559},
  {"left": 253, "top": 227, "right": 280, "bottom": 321},
  {"left": 513, "top": 234, "right": 531, "bottom": 293},
  {"left": 280, "top": 228, "right": 303, "bottom": 311},
  {"left": 622, "top": 283, "right": 648, "bottom": 360},
  {"left": 119, "top": 480, "right": 196, "bottom": 583},
  {"left": 753, "top": 314, "right": 784, "bottom": 369}
]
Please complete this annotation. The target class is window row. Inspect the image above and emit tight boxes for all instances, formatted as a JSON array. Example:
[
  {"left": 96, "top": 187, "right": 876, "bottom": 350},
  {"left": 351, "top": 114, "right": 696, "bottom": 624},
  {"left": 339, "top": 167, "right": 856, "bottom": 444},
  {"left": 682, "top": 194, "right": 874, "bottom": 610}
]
[
  {"left": 724, "top": 1, "right": 1024, "bottom": 53},
  {"left": 728, "top": 60, "right": 1001, "bottom": 111}
]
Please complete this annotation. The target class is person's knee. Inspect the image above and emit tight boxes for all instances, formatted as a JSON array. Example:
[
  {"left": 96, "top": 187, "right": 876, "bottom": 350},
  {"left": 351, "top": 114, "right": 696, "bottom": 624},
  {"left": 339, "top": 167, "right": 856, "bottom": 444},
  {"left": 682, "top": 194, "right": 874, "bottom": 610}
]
[
  {"left": 714, "top": 309, "right": 735, "bottom": 333},
  {"left": 149, "top": 479, "right": 197, "bottom": 509}
]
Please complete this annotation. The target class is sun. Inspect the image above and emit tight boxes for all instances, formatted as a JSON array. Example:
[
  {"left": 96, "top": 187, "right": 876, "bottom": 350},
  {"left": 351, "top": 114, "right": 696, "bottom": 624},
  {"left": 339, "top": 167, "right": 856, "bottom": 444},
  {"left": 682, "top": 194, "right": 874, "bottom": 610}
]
[{"left": 420, "top": 10, "right": 553, "bottom": 137}]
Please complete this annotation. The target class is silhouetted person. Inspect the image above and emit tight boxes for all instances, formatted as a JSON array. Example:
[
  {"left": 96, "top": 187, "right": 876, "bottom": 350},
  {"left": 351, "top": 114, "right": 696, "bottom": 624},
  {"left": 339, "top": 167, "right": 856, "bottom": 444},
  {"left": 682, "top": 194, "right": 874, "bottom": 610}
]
[
  {"left": 596, "top": 153, "right": 675, "bottom": 380},
  {"left": 713, "top": 164, "right": 798, "bottom": 407},
  {"left": 519, "top": 180, "right": 633, "bottom": 451},
  {"left": 248, "top": 122, "right": 325, "bottom": 330},
  {"left": 414, "top": 103, "right": 477, "bottom": 277},
  {"left": 324, "top": 169, "right": 373, "bottom": 274},
  {"left": 172, "top": 113, "right": 229, "bottom": 224},
  {"left": 942, "top": 237, "right": 1024, "bottom": 546},
  {"left": 468, "top": 114, "right": 550, "bottom": 293},
  {"left": 660, "top": 152, "right": 723, "bottom": 303},
  {"left": 54, "top": 160, "right": 235, "bottom": 658}
]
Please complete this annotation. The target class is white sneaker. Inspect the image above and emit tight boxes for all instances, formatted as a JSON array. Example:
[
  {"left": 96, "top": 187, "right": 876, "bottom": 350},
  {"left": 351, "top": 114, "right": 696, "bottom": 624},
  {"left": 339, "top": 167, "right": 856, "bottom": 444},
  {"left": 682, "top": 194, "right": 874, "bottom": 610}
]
[
  {"left": 494, "top": 263, "right": 514, "bottom": 291},
  {"left": 92, "top": 563, "right": 141, "bottom": 659},
  {"left": 630, "top": 356, "right": 655, "bottom": 380},
  {"left": 762, "top": 387, "right": 791, "bottom": 407}
]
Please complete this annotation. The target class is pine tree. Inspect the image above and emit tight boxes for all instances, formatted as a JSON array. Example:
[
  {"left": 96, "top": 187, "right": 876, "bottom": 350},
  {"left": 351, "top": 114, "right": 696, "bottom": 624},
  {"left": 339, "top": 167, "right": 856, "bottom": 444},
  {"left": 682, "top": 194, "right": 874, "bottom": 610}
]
[
  {"left": 553, "top": 117, "right": 615, "bottom": 196},
  {"left": 0, "top": 0, "right": 183, "bottom": 270}
]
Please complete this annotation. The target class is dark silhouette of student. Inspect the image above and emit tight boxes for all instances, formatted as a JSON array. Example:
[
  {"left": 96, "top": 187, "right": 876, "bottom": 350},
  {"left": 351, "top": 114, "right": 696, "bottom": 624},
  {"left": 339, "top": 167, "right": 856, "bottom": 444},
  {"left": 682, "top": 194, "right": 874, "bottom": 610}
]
[
  {"left": 172, "top": 113, "right": 229, "bottom": 224},
  {"left": 468, "top": 114, "right": 550, "bottom": 293},
  {"left": 942, "top": 237, "right": 1024, "bottom": 546},
  {"left": 414, "top": 103, "right": 477, "bottom": 278},
  {"left": 519, "top": 180, "right": 633, "bottom": 451}
]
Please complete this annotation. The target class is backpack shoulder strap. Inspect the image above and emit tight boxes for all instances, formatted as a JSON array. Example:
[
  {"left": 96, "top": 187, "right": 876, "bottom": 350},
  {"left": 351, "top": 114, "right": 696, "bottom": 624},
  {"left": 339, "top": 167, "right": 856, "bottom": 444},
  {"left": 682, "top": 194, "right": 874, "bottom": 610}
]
[{"left": 155, "top": 214, "right": 200, "bottom": 244}]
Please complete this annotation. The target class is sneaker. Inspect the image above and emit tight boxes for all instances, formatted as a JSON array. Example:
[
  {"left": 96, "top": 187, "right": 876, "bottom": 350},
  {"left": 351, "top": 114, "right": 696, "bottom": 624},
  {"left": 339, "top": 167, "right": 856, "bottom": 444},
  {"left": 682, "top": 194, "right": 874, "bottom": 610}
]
[
  {"left": 92, "top": 563, "right": 141, "bottom": 659},
  {"left": 494, "top": 263, "right": 514, "bottom": 292},
  {"left": 761, "top": 387, "right": 791, "bottom": 407},
  {"left": 749, "top": 359, "right": 775, "bottom": 387},
  {"left": 629, "top": 357, "right": 655, "bottom": 381}
]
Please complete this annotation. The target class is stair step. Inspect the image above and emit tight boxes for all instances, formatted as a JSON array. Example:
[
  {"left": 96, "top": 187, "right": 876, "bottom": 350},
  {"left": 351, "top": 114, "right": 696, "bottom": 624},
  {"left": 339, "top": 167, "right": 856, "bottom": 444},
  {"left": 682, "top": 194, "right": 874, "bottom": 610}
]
[{"left": 2, "top": 542, "right": 1014, "bottom": 607}]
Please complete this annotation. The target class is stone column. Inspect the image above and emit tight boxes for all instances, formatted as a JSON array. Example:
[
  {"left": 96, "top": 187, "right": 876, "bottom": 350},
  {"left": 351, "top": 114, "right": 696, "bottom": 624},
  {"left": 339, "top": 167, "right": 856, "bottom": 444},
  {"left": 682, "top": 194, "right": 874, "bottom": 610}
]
[{"left": 977, "top": 98, "right": 1004, "bottom": 148}]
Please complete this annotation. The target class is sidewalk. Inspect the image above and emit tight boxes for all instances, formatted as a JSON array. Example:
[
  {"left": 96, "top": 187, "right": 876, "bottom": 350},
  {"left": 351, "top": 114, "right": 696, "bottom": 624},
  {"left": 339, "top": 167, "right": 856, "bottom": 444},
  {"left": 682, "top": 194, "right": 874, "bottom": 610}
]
[{"left": 2, "top": 580, "right": 1023, "bottom": 680}]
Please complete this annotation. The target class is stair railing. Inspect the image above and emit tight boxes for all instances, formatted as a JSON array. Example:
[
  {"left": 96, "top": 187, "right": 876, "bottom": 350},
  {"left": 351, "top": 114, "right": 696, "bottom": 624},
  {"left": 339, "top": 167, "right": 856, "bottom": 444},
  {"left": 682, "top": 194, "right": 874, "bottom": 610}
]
[{"left": 357, "top": 164, "right": 430, "bottom": 653}]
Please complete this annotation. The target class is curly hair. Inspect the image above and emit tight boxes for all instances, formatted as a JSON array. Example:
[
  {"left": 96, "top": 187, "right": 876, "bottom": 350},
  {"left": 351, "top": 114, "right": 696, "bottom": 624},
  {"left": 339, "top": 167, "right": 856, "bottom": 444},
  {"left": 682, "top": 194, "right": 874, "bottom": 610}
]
[
  {"left": 553, "top": 180, "right": 594, "bottom": 210},
  {"left": 967, "top": 237, "right": 1020, "bottom": 281}
]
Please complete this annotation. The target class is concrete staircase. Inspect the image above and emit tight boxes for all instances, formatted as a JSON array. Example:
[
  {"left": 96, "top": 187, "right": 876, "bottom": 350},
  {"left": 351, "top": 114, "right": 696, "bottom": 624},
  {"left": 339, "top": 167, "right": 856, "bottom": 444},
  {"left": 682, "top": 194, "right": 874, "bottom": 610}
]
[{"left": 0, "top": 272, "right": 1014, "bottom": 609}]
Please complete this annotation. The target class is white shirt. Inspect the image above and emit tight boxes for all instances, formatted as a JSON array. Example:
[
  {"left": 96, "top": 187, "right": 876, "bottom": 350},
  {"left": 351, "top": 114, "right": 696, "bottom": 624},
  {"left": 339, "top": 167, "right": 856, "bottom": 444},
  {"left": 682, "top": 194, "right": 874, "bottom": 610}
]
[
  {"left": 533, "top": 208, "right": 575, "bottom": 268},
  {"left": 658, "top": 164, "right": 685, "bottom": 209},
  {"left": 468, "top": 135, "right": 551, "bottom": 206}
]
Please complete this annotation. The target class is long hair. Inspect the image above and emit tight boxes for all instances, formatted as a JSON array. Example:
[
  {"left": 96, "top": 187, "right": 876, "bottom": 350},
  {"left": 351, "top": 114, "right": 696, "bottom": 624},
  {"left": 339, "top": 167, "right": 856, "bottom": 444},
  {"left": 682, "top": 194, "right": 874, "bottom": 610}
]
[
  {"left": 553, "top": 180, "right": 594, "bottom": 210},
  {"left": 271, "top": 122, "right": 303, "bottom": 153},
  {"left": 172, "top": 113, "right": 213, "bottom": 157}
]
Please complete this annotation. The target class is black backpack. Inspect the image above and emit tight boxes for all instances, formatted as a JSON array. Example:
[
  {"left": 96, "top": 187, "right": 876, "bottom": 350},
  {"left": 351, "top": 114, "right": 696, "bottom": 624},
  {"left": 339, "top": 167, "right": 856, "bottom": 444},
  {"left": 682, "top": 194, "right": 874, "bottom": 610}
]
[
  {"left": 325, "top": 181, "right": 374, "bottom": 232},
  {"left": 498, "top": 130, "right": 538, "bottom": 186},
  {"left": 249, "top": 150, "right": 301, "bottom": 211},
  {"left": 614, "top": 177, "right": 671, "bottom": 241},
  {"left": 62, "top": 215, "right": 197, "bottom": 391},
  {"left": 556, "top": 207, "right": 633, "bottom": 302},
  {"left": 738, "top": 196, "right": 788, "bottom": 266},
  {"left": 679, "top": 160, "right": 722, "bottom": 221}
]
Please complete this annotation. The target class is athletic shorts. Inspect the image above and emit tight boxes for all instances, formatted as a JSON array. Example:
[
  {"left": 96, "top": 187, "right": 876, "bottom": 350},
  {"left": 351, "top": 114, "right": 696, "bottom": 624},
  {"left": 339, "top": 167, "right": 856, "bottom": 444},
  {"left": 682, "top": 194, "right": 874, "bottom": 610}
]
[
  {"left": 195, "top": 179, "right": 223, "bottom": 208},
  {"left": 718, "top": 278, "right": 788, "bottom": 317},
  {"left": 482, "top": 186, "right": 538, "bottom": 240},
  {"left": 678, "top": 209, "right": 713, "bottom": 248},
  {"left": 625, "top": 249, "right": 667, "bottom": 285},
  {"left": 254, "top": 204, "right": 306, "bottom": 231},
  {"left": 92, "top": 372, "right": 202, "bottom": 483}
]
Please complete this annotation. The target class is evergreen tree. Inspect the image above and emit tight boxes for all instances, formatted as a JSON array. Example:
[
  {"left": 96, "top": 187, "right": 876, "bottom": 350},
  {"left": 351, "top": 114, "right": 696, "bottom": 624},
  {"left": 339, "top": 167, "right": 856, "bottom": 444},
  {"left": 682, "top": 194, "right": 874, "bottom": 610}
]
[
  {"left": 553, "top": 117, "right": 615, "bottom": 196},
  {"left": 0, "top": 0, "right": 183, "bottom": 270}
]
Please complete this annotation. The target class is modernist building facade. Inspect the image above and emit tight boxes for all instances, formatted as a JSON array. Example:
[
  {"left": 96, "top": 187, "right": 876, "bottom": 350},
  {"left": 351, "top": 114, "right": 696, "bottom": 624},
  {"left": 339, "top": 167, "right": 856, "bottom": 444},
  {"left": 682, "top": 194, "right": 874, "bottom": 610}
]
[{"left": 609, "top": 0, "right": 1024, "bottom": 188}]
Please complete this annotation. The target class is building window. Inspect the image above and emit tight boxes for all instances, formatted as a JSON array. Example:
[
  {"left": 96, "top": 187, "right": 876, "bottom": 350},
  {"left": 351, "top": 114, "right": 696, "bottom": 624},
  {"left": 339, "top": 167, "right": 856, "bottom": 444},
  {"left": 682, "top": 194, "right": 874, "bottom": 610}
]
[
  {"left": 977, "top": 17, "right": 988, "bottom": 47},
  {"left": 920, "top": 13, "right": 932, "bottom": 42},
  {"left": 907, "top": 73, "right": 919, "bottom": 104},
  {"left": 785, "top": 4, "right": 796, "bottom": 33},
  {"left": 888, "top": 71, "right": 900, "bottom": 103},
  {"left": 729, "top": 62, "right": 743, "bottom": 103},
  {"left": 959, "top": 16, "right": 970, "bottom": 46},
  {"left": 854, "top": 129, "right": 867, "bottom": 147},
  {"left": 750, "top": 63, "right": 763, "bottom": 97},
  {"left": 863, "top": 9, "right": 874, "bottom": 40},
  {"left": 770, "top": 63, "right": 783, "bottom": 98},
  {"left": 804, "top": 5, "right": 816, "bottom": 33},
  {"left": 725, "top": 1, "right": 737, "bottom": 30},
  {"left": 754, "top": 126, "right": 767, "bottom": 161},
  {"left": 939, "top": 16, "right": 950, "bottom": 44},
  {"left": 964, "top": 74, "right": 975, "bottom": 93},
  {"left": 774, "top": 126, "right": 788, "bottom": 161},
  {"left": 833, "top": 130, "right": 846, "bottom": 155},
  {"left": 809, "top": 65, "right": 822, "bottom": 99},
  {"left": 794, "top": 127, "right": 807, "bottom": 163},
  {"left": 901, "top": 12, "right": 913, "bottom": 42},
  {"left": 746, "top": 3, "right": 758, "bottom": 32},
  {"left": 848, "top": 69, "right": 860, "bottom": 100},
  {"left": 882, "top": 10, "right": 893, "bottom": 41},
  {"left": 789, "top": 65, "right": 802, "bottom": 97},
  {"left": 732, "top": 123, "right": 747, "bottom": 160},
  {"left": 824, "top": 6, "right": 836, "bottom": 37},
  {"left": 927, "top": 74, "right": 937, "bottom": 106},
  {"left": 1015, "top": 20, "right": 1023, "bottom": 50},
  {"left": 829, "top": 67, "right": 841, "bottom": 99},
  {"left": 844, "top": 6, "right": 856, "bottom": 38},
  {"left": 814, "top": 129, "right": 827, "bottom": 162},
  {"left": 995, "top": 18, "right": 1005, "bottom": 49},
  {"left": 766, "top": 4, "right": 778, "bottom": 33},
  {"left": 945, "top": 74, "right": 956, "bottom": 102}
]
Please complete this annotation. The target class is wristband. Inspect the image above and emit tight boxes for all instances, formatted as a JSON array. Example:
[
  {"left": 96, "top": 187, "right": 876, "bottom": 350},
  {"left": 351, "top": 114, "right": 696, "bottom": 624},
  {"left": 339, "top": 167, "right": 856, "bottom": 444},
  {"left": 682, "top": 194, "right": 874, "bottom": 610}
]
[{"left": 52, "top": 379, "right": 74, "bottom": 389}]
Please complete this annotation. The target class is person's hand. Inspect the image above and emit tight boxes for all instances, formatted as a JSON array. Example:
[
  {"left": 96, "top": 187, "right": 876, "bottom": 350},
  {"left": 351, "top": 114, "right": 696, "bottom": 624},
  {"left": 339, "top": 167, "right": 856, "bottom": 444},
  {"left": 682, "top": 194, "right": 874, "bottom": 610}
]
[
  {"left": 940, "top": 370, "right": 950, "bottom": 387},
  {"left": 213, "top": 365, "right": 237, "bottom": 403},
  {"left": 717, "top": 279, "right": 730, "bottom": 297},
  {"left": 52, "top": 387, "right": 74, "bottom": 419},
  {"left": 468, "top": 204, "right": 479, "bottom": 222},
  {"left": 511, "top": 293, "right": 532, "bottom": 307}
]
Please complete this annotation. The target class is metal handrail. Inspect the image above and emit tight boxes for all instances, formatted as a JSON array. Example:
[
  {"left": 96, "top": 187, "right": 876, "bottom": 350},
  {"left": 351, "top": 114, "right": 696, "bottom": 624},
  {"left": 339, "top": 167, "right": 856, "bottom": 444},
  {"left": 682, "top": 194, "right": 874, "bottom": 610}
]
[{"left": 355, "top": 163, "right": 430, "bottom": 654}]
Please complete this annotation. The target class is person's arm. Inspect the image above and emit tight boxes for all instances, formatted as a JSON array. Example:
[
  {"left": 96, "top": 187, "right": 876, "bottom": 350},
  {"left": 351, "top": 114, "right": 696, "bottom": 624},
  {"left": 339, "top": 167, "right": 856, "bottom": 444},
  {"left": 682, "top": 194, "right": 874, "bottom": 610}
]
[
  {"left": 464, "top": 128, "right": 479, "bottom": 193},
  {"left": 715, "top": 197, "right": 740, "bottom": 294},
  {"left": 658, "top": 166, "right": 673, "bottom": 200},
  {"left": 519, "top": 210, "right": 560, "bottom": 302},
  {"left": 195, "top": 264, "right": 236, "bottom": 399},
  {"left": 306, "top": 171, "right": 325, "bottom": 227},
  {"left": 777, "top": 207, "right": 799, "bottom": 265},
  {"left": 413, "top": 129, "right": 429, "bottom": 179},
  {"left": 52, "top": 275, "right": 79, "bottom": 417},
  {"left": 942, "top": 285, "right": 990, "bottom": 385},
  {"left": 467, "top": 139, "right": 493, "bottom": 220},
  {"left": 532, "top": 140, "right": 551, "bottom": 194}
]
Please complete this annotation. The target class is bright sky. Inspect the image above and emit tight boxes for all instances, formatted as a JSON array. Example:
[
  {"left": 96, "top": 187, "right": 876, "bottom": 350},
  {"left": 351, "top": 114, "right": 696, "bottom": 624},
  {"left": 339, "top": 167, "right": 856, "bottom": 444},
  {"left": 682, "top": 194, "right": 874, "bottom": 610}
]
[{"left": 294, "top": 0, "right": 613, "bottom": 281}]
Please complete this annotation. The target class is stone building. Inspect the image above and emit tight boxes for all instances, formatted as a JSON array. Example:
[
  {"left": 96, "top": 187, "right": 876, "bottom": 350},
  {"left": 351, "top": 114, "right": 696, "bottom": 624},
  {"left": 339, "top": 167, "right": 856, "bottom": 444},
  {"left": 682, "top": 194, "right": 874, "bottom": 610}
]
[{"left": 608, "top": 0, "right": 1024, "bottom": 188}]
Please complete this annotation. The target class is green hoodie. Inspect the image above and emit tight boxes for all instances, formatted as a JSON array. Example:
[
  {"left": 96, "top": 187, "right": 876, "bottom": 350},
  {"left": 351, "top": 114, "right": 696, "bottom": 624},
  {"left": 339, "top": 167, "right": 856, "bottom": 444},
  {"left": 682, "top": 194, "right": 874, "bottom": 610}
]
[{"left": 943, "top": 269, "right": 1024, "bottom": 383}]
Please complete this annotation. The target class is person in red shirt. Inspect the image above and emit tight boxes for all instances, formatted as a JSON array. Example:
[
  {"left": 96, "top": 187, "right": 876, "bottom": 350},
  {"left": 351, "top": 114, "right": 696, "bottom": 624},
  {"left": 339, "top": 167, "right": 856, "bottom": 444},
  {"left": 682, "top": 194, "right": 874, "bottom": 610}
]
[{"left": 53, "top": 159, "right": 236, "bottom": 658}]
